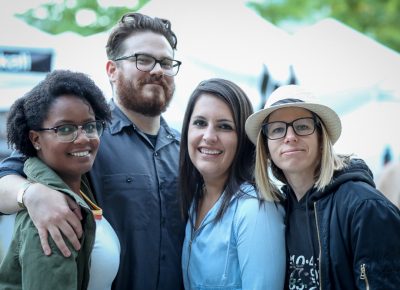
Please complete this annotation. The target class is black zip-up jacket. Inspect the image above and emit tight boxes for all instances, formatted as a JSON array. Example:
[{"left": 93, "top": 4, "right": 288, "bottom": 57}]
[{"left": 283, "top": 158, "right": 400, "bottom": 290}]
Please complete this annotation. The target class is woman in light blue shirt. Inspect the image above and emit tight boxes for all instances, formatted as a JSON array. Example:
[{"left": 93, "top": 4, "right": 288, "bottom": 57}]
[{"left": 179, "top": 78, "right": 285, "bottom": 290}]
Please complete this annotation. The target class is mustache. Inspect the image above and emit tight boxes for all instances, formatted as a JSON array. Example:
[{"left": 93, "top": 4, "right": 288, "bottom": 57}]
[{"left": 139, "top": 75, "right": 169, "bottom": 88}]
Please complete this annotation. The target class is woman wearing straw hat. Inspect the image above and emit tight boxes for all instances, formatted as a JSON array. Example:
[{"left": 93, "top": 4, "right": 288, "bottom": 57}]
[{"left": 245, "top": 85, "right": 400, "bottom": 290}]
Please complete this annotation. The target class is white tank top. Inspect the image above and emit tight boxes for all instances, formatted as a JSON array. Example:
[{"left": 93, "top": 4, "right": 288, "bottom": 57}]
[{"left": 87, "top": 217, "right": 120, "bottom": 290}]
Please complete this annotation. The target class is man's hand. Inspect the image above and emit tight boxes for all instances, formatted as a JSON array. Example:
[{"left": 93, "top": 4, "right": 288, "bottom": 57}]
[{"left": 24, "top": 183, "right": 83, "bottom": 257}]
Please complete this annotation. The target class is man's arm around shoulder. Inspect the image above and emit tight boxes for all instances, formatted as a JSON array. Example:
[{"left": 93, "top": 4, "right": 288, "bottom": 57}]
[{"left": 0, "top": 151, "right": 27, "bottom": 213}]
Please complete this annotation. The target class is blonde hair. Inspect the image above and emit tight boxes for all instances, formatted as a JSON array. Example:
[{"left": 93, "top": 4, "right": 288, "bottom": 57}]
[
  {"left": 254, "top": 131, "right": 282, "bottom": 201},
  {"left": 254, "top": 119, "right": 350, "bottom": 199},
  {"left": 315, "top": 123, "right": 349, "bottom": 189}
]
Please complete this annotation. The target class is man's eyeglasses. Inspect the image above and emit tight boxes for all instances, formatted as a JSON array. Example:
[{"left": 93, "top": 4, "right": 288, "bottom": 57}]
[
  {"left": 37, "top": 120, "right": 105, "bottom": 143},
  {"left": 113, "top": 53, "right": 182, "bottom": 76},
  {"left": 262, "top": 117, "right": 317, "bottom": 140}
]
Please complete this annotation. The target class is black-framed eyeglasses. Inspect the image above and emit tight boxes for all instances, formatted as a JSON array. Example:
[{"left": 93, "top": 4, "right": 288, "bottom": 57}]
[
  {"left": 37, "top": 120, "right": 105, "bottom": 143},
  {"left": 262, "top": 117, "right": 317, "bottom": 140},
  {"left": 113, "top": 53, "right": 181, "bottom": 76}
]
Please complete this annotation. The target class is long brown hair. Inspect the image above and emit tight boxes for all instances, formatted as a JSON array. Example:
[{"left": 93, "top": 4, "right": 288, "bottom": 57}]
[{"left": 179, "top": 78, "right": 255, "bottom": 221}]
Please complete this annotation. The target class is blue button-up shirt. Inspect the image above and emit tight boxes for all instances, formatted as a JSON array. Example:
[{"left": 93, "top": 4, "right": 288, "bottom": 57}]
[
  {"left": 0, "top": 100, "right": 185, "bottom": 290},
  {"left": 182, "top": 183, "right": 286, "bottom": 290}
]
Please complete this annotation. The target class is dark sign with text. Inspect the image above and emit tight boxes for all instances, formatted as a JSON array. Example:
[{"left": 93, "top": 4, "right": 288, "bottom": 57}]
[{"left": 0, "top": 47, "right": 53, "bottom": 73}]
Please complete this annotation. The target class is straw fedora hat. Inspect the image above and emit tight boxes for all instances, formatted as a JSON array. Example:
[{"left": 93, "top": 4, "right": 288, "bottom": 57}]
[{"left": 245, "top": 85, "right": 342, "bottom": 145}]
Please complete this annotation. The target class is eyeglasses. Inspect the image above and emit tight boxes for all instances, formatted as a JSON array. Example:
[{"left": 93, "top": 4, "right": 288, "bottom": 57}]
[
  {"left": 37, "top": 121, "right": 105, "bottom": 143},
  {"left": 113, "top": 53, "right": 182, "bottom": 76},
  {"left": 262, "top": 117, "right": 317, "bottom": 140}
]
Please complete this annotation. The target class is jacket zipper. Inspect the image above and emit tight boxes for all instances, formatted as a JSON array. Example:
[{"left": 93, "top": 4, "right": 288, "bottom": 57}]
[
  {"left": 313, "top": 202, "right": 323, "bottom": 290},
  {"left": 360, "top": 263, "right": 370, "bottom": 290}
]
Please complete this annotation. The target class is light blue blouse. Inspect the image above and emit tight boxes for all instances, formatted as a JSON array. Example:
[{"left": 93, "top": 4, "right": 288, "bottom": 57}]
[{"left": 182, "top": 183, "right": 286, "bottom": 290}]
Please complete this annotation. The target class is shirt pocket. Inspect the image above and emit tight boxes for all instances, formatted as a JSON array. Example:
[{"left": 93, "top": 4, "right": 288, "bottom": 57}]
[{"left": 102, "top": 173, "right": 152, "bottom": 231}]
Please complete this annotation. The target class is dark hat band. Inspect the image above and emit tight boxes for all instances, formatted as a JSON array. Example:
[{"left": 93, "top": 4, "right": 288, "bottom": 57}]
[{"left": 271, "top": 98, "right": 304, "bottom": 107}]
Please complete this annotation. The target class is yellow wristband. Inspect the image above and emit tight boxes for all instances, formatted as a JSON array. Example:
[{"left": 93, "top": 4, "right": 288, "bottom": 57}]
[{"left": 17, "top": 181, "right": 35, "bottom": 209}]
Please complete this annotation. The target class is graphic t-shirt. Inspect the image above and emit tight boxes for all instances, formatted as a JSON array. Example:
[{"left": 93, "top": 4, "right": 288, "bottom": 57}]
[{"left": 287, "top": 189, "right": 320, "bottom": 290}]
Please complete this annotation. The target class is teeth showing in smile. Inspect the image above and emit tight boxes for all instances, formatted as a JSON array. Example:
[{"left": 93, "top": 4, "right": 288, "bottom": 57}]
[
  {"left": 70, "top": 151, "right": 89, "bottom": 157},
  {"left": 200, "top": 148, "right": 222, "bottom": 155}
]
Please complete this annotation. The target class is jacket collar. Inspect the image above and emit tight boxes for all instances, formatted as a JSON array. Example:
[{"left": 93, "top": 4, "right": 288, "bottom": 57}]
[{"left": 23, "top": 157, "right": 90, "bottom": 210}]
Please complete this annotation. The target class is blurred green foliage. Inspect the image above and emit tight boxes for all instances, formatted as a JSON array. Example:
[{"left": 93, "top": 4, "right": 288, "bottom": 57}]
[
  {"left": 247, "top": 0, "right": 400, "bottom": 52},
  {"left": 16, "top": 0, "right": 400, "bottom": 52},
  {"left": 16, "top": 0, "right": 150, "bottom": 36}
]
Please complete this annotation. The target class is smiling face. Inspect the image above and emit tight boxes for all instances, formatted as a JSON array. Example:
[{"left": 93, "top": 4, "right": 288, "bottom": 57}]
[
  {"left": 267, "top": 107, "right": 320, "bottom": 181},
  {"left": 29, "top": 95, "right": 99, "bottom": 186},
  {"left": 107, "top": 31, "right": 175, "bottom": 116},
  {"left": 188, "top": 94, "right": 238, "bottom": 184}
]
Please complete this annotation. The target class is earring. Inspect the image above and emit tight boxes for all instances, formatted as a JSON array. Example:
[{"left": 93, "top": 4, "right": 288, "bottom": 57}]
[{"left": 35, "top": 146, "right": 40, "bottom": 150}]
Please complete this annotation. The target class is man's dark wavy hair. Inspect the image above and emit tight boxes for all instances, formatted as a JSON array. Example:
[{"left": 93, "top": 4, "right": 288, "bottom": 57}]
[{"left": 106, "top": 12, "right": 178, "bottom": 61}]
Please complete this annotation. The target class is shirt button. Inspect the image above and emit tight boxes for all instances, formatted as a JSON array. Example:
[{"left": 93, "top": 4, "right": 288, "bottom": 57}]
[
  {"left": 154, "top": 152, "right": 158, "bottom": 157},
  {"left": 161, "top": 254, "right": 166, "bottom": 261},
  {"left": 126, "top": 177, "right": 133, "bottom": 183}
]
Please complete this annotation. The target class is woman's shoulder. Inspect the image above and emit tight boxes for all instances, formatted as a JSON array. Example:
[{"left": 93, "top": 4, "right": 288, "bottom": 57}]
[
  {"left": 334, "top": 179, "right": 390, "bottom": 205},
  {"left": 329, "top": 180, "right": 400, "bottom": 226},
  {"left": 238, "top": 182, "right": 257, "bottom": 197},
  {"left": 235, "top": 183, "right": 284, "bottom": 220}
]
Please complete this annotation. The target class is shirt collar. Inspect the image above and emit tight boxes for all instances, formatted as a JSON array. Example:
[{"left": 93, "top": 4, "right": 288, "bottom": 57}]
[{"left": 108, "top": 99, "right": 180, "bottom": 142}]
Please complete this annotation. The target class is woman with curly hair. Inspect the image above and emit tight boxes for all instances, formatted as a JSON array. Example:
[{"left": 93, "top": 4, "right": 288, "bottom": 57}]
[{"left": 0, "top": 70, "right": 120, "bottom": 290}]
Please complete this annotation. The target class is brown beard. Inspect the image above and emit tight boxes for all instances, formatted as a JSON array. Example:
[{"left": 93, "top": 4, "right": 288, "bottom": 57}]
[{"left": 116, "top": 73, "right": 175, "bottom": 117}]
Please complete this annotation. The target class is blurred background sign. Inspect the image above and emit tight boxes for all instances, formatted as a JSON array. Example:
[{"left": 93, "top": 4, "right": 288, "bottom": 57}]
[
  {"left": 0, "top": 46, "right": 53, "bottom": 73},
  {"left": 0, "top": 46, "right": 54, "bottom": 158}
]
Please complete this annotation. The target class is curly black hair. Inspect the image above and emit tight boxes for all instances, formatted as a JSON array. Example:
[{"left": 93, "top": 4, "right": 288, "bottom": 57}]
[{"left": 7, "top": 69, "right": 111, "bottom": 157}]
